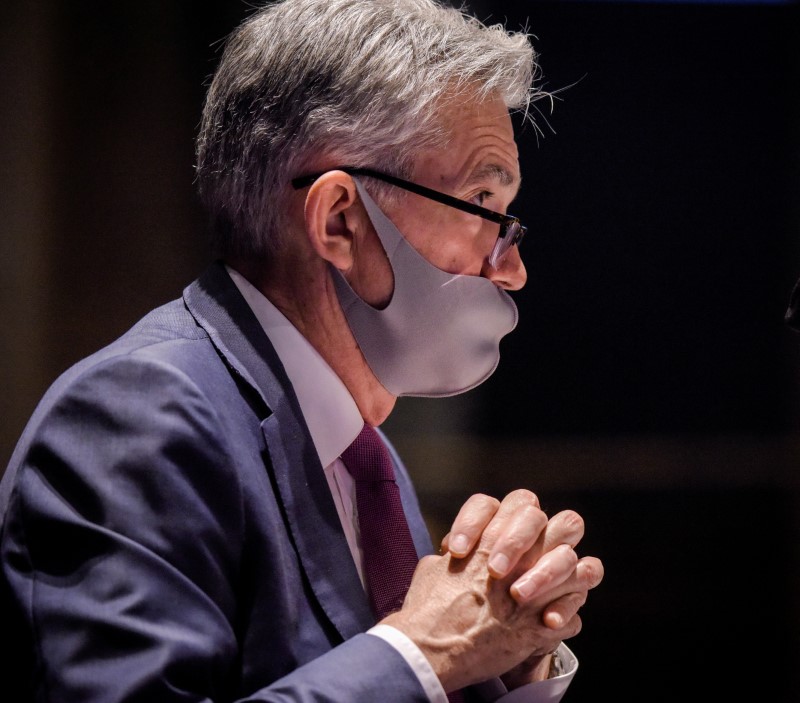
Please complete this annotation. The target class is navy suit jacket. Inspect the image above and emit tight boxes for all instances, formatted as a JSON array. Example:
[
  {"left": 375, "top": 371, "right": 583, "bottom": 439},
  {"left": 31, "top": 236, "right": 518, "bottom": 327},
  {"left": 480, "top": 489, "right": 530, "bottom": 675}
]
[{"left": 1, "top": 263, "right": 499, "bottom": 702}]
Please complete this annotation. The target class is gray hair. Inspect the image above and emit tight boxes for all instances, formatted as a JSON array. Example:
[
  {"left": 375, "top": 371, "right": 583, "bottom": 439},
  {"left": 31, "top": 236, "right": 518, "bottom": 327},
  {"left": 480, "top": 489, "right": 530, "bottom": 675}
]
[{"left": 196, "top": 0, "right": 543, "bottom": 262}]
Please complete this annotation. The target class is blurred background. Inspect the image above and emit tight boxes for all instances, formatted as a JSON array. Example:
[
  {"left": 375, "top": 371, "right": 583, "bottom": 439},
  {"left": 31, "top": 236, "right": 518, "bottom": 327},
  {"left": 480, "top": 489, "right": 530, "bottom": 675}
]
[{"left": 1, "top": 1, "right": 798, "bottom": 700}]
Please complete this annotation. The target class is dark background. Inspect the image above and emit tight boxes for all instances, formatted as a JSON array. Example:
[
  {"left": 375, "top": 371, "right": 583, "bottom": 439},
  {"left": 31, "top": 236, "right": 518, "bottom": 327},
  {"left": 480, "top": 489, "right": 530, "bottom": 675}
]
[{"left": 1, "top": 1, "right": 798, "bottom": 700}]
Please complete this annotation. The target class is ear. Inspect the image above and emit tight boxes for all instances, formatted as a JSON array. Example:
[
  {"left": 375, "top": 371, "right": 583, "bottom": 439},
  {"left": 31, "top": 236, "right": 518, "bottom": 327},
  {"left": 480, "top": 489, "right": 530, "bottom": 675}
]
[{"left": 302, "top": 171, "right": 364, "bottom": 272}]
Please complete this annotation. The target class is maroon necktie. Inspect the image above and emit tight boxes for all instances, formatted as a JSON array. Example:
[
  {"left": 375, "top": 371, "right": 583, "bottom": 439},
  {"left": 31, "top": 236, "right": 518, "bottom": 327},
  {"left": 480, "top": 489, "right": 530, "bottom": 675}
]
[
  {"left": 341, "top": 423, "right": 418, "bottom": 619},
  {"left": 341, "top": 424, "right": 465, "bottom": 703}
]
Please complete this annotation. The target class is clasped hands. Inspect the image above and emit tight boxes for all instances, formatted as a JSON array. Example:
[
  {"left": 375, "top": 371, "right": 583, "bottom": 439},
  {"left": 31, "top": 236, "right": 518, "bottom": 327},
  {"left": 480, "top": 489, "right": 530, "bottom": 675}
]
[{"left": 383, "top": 490, "right": 604, "bottom": 693}]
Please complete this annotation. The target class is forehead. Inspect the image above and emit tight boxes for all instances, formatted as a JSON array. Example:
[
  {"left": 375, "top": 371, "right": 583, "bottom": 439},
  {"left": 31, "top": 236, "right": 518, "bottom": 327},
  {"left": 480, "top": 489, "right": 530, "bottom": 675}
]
[{"left": 413, "top": 95, "right": 520, "bottom": 192}]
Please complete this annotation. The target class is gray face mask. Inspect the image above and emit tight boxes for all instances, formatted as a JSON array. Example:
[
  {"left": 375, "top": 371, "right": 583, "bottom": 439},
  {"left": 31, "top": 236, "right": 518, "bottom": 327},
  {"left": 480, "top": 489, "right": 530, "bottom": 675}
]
[{"left": 331, "top": 178, "right": 518, "bottom": 398}]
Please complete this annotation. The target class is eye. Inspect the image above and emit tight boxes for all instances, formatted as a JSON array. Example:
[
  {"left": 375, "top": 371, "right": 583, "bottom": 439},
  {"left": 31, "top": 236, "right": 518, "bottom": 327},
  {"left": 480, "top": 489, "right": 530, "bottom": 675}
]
[{"left": 471, "top": 190, "right": 494, "bottom": 206}]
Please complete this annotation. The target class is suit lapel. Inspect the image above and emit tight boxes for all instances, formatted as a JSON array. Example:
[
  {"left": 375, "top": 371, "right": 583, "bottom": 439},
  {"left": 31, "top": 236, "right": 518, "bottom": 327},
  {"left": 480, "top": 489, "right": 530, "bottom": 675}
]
[
  {"left": 261, "top": 413, "right": 375, "bottom": 638},
  {"left": 183, "top": 263, "right": 375, "bottom": 640}
]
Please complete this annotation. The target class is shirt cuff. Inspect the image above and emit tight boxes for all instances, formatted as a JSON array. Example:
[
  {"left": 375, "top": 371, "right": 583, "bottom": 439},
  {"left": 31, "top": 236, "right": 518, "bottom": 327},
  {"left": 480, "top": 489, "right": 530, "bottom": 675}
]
[
  {"left": 494, "top": 643, "right": 578, "bottom": 703},
  {"left": 367, "top": 624, "right": 448, "bottom": 703}
]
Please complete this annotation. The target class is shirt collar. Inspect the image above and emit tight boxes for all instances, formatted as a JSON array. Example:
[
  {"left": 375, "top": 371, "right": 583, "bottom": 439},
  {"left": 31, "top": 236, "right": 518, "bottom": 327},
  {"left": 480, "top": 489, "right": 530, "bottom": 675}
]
[{"left": 226, "top": 266, "right": 363, "bottom": 467}]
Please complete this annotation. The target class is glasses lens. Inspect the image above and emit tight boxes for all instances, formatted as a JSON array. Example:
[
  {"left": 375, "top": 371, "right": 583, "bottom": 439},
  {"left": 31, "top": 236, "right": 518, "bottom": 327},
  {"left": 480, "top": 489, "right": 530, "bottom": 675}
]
[{"left": 487, "top": 221, "right": 523, "bottom": 269}]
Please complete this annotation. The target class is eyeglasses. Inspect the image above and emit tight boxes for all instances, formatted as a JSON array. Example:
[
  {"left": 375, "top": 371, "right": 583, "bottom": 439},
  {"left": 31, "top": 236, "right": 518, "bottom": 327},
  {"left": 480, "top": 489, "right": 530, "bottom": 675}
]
[{"left": 291, "top": 166, "right": 526, "bottom": 269}]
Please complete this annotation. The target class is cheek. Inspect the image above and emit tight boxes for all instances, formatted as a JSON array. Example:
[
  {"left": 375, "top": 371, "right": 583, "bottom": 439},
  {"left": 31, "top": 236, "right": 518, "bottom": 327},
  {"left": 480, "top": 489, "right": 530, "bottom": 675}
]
[
  {"left": 399, "top": 210, "right": 486, "bottom": 276},
  {"left": 425, "top": 237, "right": 475, "bottom": 275},
  {"left": 429, "top": 219, "right": 489, "bottom": 275}
]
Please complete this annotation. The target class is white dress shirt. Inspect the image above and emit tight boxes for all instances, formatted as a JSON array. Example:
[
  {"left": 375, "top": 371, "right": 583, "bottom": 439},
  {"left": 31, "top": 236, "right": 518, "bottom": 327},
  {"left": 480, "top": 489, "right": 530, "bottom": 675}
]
[{"left": 228, "top": 267, "right": 577, "bottom": 703}]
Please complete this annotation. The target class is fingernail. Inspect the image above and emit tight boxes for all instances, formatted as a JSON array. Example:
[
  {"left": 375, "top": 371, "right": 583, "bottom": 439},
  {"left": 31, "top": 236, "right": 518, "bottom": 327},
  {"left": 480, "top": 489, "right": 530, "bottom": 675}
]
[
  {"left": 513, "top": 577, "right": 537, "bottom": 600},
  {"left": 449, "top": 533, "right": 469, "bottom": 555},
  {"left": 548, "top": 612, "right": 564, "bottom": 629},
  {"left": 489, "top": 553, "right": 510, "bottom": 577}
]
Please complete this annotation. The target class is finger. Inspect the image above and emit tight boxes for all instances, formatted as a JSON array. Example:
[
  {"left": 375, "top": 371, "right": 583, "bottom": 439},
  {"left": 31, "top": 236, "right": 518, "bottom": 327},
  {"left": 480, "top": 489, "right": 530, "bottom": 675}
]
[
  {"left": 490, "top": 506, "right": 584, "bottom": 580},
  {"left": 486, "top": 496, "right": 548, "bottom": 578},
  {"left": 538, "top": 510, "right": 585, "bottom": 553},
  {"left": 444, "top": 493, "right": 501, "bottom": 558},
  {"left": 530, "top": 555, "right": 604, "bottom": 622},
  {"left": 510, "top": 543, "right": 577, "bottom": 602},
  {"left": 544, "top": 555, "right": 604, "bottom": 593},
  {"left": 547, "top": 613, "right": 583, "bottom": 642},
  {"left": 573, "top": 556, "right": 604, "bottom": 591},
  {"left": 440, "top": 532, "right": 450, "bottom": 554},
  {"left": 529, "top": 554, "right": 604, "bottom": 603},
  {"left": 542, "top": 591, "right": 588, "bottom": 630}
]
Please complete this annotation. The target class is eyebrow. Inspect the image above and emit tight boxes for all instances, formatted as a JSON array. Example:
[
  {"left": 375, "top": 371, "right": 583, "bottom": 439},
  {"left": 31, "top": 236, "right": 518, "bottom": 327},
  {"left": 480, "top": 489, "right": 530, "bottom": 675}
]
[{"left": 465, "top": 163, "right": 521, "bottom": 192}]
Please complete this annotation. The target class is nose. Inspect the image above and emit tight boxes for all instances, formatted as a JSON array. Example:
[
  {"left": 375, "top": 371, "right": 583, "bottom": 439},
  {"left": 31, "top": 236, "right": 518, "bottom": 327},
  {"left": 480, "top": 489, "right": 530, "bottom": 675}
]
[{"left": 481, "top": 244, "right": 527, "bottom": 290}]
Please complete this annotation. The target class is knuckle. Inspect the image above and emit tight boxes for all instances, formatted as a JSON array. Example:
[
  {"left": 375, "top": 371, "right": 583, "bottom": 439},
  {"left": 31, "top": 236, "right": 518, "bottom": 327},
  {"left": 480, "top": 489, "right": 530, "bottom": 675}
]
[
  {"left": 501, "top": 532, "right": 528, "bottom": 555},
  {"left": 551, "top": 590, "right": 586, "bottom": 621},
  {"left": 557, "top": 509, "right": 585, "bottom": 536},
  {"left": 563, "top": 545, "right": 579, "bottom": 570},
  {"left": 544, "top": 545, "right": 577, "bottom": 578},
  {"left": 570, "top": 591, "right": 588, "bottom": 609},
  {"left": 521, "top": 502, "right": 548, "bottom": 524},
  {"left": 470, "top": 493, "right": 501, "bottom": 513},
  {"left": 569, "top": 615, "right": 583, "bottom": 638},
  {"left": 514, "top": 503, "right": 548, "bottom": 538},
  {"left": 579, "top": 557, "right": 605, "bottom": 587},
  {"left": 505, "top": 488, "right": 540, "bottom": 509},
  {"left": 418, "top": 554, "right": 438, "bottom": 567},
  {"left": 455, "top": 494, "right": 501, "bottom": 534}
]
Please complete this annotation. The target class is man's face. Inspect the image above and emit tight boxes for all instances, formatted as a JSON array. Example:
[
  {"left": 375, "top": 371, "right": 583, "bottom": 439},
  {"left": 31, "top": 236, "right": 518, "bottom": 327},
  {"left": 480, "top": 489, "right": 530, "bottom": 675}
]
[{"left": 383, "top": 95, "right": 527, "bottom": 289}]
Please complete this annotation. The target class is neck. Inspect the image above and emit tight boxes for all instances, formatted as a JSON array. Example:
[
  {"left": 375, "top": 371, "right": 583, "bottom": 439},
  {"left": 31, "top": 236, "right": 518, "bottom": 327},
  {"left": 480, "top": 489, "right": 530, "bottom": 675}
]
[{"left": 228, "top": 256, "right": 397, "bottom": 427}]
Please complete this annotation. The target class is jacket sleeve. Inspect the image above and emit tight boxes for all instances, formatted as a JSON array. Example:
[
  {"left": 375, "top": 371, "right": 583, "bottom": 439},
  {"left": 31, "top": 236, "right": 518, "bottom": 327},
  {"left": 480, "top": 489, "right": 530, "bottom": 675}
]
[{"left": 1, "top": 355, "right": 428, "bottom": 702}]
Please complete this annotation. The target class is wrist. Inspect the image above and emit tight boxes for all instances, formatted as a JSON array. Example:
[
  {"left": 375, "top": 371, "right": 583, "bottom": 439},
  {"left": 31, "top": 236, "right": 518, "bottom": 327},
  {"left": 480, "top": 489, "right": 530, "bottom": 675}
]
[
  {"left": 381, "top": 611, "right": 462, "bottom": 692},
  {"left": 500, "top": 652, "right": 553, "bottom": 690}
]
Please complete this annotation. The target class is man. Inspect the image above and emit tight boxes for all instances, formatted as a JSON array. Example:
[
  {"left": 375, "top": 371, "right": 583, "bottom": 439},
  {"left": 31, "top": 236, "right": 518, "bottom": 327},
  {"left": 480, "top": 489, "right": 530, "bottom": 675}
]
[{"left": 0, "top": 1, "right": 603, "bottom": 701}]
